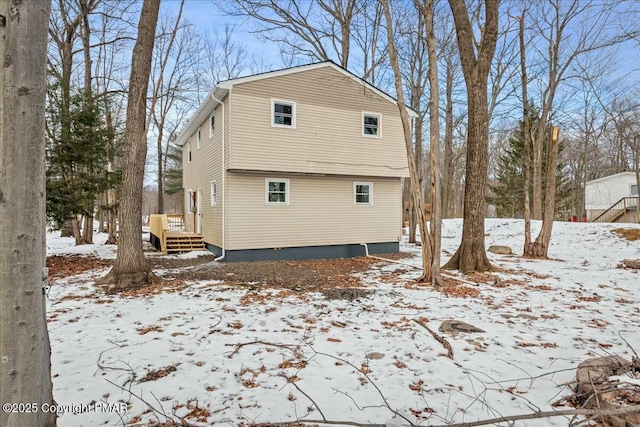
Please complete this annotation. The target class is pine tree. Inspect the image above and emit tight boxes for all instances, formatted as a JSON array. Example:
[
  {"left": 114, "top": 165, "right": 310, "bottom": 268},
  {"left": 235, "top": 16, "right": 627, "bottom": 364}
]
[
  {"left": 489, "top": 106, "right": 569, "bottom": 218},
  {"left": 46, "top": 90, "right": 118, "bottom": 231}
]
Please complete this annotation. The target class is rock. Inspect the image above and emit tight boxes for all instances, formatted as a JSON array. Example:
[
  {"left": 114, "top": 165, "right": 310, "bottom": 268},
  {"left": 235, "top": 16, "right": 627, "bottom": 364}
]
[
  {"left": 575, "top": 356, "right": 639, "bottom": 427},
  {"left": 439, "top": 320, "right": 485, "bottom": 334},
  {"left": 576, "top": 355, "right": 632, "bottom": 394},
  {"left": 366, "top": 352, "right": 385, "bottom": 360},
  {"left": 488, "top": 245, "right": 513, "bottom": 255},
  {"left": 622, "top": 259, "right": 640, "bottom": 269}
]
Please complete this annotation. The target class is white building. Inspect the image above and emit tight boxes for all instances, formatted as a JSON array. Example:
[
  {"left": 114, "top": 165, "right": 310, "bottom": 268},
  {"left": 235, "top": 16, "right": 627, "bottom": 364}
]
[{"left": 585, "top": 171, "right": 638, "bottom": 222}]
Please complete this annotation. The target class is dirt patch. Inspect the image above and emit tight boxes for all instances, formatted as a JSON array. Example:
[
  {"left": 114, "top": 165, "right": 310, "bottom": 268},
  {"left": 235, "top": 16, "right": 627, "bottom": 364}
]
[
  {"left": 612, "top": 227, "right": 640, "bottom": 241},
  {"left": 151, "top": 253, "right": 410, "bottom": 293},
  {"left": 47, "top": 255, "right": 112, "bottom": 279}
]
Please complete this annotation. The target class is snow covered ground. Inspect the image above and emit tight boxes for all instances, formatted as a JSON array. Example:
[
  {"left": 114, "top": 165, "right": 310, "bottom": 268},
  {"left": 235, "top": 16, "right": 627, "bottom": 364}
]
[{"left": 46, "top": 219, "right": 639, "bottom": 426}]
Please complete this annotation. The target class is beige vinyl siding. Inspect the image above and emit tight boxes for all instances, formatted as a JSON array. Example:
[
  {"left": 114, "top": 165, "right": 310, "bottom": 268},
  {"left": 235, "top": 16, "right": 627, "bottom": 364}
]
[
  {"left": 182, "top": 95, "right": 229, "bottom": 247},
  {"left": 226, "top": 173, "right": 402, "bottom": 250},
  {"left": 228, "top": 67, "right": 409, "bottom": 178}
]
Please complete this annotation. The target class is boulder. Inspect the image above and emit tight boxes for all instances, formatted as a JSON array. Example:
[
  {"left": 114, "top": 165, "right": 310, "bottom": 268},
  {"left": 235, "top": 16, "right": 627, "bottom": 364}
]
[
  {"left": 439, "top": 320, "right": 485, "bottom": 335},
  {"left": 488, "top": 245, "right": 513, "bottom": 255}
]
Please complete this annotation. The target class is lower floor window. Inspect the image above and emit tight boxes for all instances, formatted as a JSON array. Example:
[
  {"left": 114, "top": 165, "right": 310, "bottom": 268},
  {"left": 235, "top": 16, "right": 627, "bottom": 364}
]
[
  {"left": 266, "top": 179, "right": 289, "bottom": 205},
  {"left": 354, "top": 182, "right": 372, "bottom": 205}
]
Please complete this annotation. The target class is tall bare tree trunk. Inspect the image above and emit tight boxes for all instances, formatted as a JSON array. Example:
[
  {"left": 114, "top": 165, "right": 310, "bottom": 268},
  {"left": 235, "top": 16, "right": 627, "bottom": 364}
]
[
  {"left": 0, "top": 1, "right": 56, "bottom": 426},
  {"left": 515, "top": 11, "right": 533, "bottom": 256},
  {"left": 98, "top": 0, "right": 160, "bottom": 290},
  {"left": 442, "top": 56, "right": 455, "bottom": 218},
  {"left": 531, "top": 127, "right": 560, "bottom": 258},
  {"left": 442, "top": 0, "right": 498, "bottom": 273},
  {"left": 382, "top": 0, "right": 437, "bottom": 283},
  {"left": 421, "top": 0, "right": 443, "bottom": 286}
]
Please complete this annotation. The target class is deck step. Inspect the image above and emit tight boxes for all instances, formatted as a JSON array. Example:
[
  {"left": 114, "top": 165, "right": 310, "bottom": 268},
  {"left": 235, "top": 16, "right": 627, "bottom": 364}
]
[{"left": 165, "top": 234, "right": 205, "bottom": 253}]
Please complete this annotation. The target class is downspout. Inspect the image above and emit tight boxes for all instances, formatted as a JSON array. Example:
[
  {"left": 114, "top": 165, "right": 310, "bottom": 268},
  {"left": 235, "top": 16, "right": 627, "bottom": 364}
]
[{"left": 212, "top": 93, "right": 226, "bottom": 261}]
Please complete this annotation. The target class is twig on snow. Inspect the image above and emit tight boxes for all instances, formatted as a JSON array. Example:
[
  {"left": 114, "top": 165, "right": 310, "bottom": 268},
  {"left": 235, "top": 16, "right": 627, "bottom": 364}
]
[{"left": 412, "top": 318, "right": 453, "bottom": 359}]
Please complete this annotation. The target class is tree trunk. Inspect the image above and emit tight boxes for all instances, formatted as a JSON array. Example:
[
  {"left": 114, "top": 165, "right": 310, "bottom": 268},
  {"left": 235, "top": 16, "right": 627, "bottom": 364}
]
[
  {"left": 516, "top": 11, "right": 533, "bottom": 256},
  {"left": 72, "top": 217, "right": 83, "bottom": 245},
  {"left": 157, "top": 125, "right": 164, "bottom": 214},
  {"left": 442, "top": 0, "right": 498, "bottom": 273},
  {"left": 97, "top": 0, "right": 160, "bottom": 290},
  {"left": 531, "top": 127, "right": 560, "bottom": 258},
  {"left": 423, "top": 0, "right": 443, "bottom": 286},
  {"left": 82, "top": 213, "right": 93, "bottom": 244},
  {"left": 382, "top": 0, "right": 435, "bottom": 283},
  {"left": 442, "top": 56, "right": 455, "bottom": 219},
  {"left": 0, "top": 1, "right": 57, "bottom": 426}
]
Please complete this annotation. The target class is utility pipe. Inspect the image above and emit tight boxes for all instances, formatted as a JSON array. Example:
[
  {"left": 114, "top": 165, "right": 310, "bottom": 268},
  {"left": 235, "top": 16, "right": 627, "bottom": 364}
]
[{"left": 212, "top": 93, "right": 226, "bottom": 262}]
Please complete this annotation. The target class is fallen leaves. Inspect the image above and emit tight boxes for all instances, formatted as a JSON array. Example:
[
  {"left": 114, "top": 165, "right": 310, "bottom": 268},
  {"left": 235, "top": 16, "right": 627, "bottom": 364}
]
[
  {"left": 137, "top": 325, "right": 163, "bottom": 335},
  {"left": 46, "top": 255, "right": 112, "bottom": 279},
  {"left": 139, "top": 365, "right": 178, "bottom": 383}
]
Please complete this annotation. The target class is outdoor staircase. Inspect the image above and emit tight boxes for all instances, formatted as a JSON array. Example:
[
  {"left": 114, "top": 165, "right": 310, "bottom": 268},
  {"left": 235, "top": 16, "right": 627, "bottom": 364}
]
[
  {"left": 165, "top": 233, "right": 205, "bottom": 253},
  {"left": 149, "top": 214, "right": 206, "bottom": 254},
  {"left": 591, "top": 196, "right": 639, "bottom": 223}
]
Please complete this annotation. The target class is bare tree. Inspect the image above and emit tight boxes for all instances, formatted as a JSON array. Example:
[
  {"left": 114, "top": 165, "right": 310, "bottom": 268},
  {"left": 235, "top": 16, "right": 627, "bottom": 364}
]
[
  {"left": 416, "top": 0, "right": 443, "bottom": 285},
  {"left": 442, "top": 0, "right": 499, "bottom": 273},
  {"left": 513, "top": 10, "right": 533, "bottom": 255},
  {"left": 0, "top": 1, "right": 57, "bottom": 426},
  {"left": 147, "top": 0, "right": 184, "bottom": 214},
  {"left": 382, "top": 0, "right": 441, "bottom": 284},
  {"left": 527, "top": 0, "right": 638, "bottom": 219},
  {"left": 530, "top": 126, "right": 560, "bottom": 257},
  {"left": 98, "top": 0, "right": 160, "bottom": 290}
]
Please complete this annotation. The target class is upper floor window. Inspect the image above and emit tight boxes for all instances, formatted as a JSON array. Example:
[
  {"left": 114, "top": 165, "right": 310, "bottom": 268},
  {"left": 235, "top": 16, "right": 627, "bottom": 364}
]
[
  {"left": 363, "top": 113, "right": 380, "bottom": 137},
  {"left": 265, "top": 178, "right": 290, "bottom": 205},
  {"left": 187, "top": 139, "right": 192, "bottom": 163},
  {"left": 209, "top": 114, "right": 215, "bottom": 138},
  {"left": 632, "top": 184, "right": 638, "bottom": 196},
  {"left": 354, "top": 182, "right": 372, "bottom": 205},
  {"left": 272, "top": 99, "right": 296, "bottom": 128},
  {"left": 197, "top": 127, "right": 202, "bottom": 149}
]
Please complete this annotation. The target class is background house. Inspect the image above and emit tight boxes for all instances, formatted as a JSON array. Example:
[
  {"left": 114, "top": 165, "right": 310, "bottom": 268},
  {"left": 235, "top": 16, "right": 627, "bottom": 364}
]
[
  {"left": 176, "top": 61, "right": 415, "bottom": 261},
  {"left": 585, "top": 171, "right": 639, "bottom": 222}
]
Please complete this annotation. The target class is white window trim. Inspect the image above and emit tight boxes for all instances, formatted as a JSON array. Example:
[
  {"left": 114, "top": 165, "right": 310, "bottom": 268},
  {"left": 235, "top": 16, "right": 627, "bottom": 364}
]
[
  {"left": 187, "top": 139, "right": 192, "bottom": 163},
  {"left": 354, "top": 182, "right": 373, "bottom": 205},
  {"left": 209, "top": 113, "right": 215, "bottom": 138},
  {"left": 196, "top": 127, "right": 202, "bottom": 149},
  {"left": 271, "top": 99, "right": 297, "bottom": 129},
  {"left": 362, "top": 112, "right": 381, "bottom": 138},
  {"left": 210, "top": 180, "right": 217, "bottom": 206},
  {"left": 265, "top": 178, "right": 290, "bottom": 206}
]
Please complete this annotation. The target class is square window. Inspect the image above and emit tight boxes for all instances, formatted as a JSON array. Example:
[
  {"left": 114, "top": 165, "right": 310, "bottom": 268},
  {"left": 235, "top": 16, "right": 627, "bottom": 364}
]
[
  {"left": 363, "top": 113, "right": 380, "bottom": 137},
  {"left": 210, "top": 115, "right": 215, "bottom": 138},
  {"left": 210, "top": 181, "right": 217, "bottom": 206},
  {"left": 354, "top": 182, "right": 372, "bottom": 205},
  {"left": 272, "top": 100, "right": 296, "bottom": 128},
  {"left": 266, "top": 179, "right": 289, "bottom": 205}
]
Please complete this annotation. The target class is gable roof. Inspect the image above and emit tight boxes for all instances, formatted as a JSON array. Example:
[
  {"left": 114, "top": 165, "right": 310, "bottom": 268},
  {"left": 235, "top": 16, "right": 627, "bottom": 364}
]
[
  {"left": 176, "top": 61, "right": 418, "bottom": 146},
  {"left": 585, "top": 171, "right": 638, "bottom": 186}
]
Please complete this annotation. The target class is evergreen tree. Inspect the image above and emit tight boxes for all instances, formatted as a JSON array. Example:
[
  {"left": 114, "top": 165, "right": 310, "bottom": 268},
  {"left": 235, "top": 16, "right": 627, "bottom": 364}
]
[
  {"left": 489, "top": 106, "right": 569, "bottom": 218},
  {"left": 164, "top": 138, "right": 183, "bottom": 197},
  {"left": 46, "top": 90, "right": 118, "bottom": 229}
]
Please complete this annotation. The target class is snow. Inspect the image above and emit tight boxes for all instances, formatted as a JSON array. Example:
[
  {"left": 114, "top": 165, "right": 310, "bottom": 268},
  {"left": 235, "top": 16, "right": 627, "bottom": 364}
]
[{"left": 46, "top": 219, "right": 640, "bottom": 426}]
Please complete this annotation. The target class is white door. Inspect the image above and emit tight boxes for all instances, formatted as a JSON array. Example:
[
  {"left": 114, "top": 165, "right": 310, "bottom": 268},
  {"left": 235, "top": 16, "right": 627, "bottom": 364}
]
[{"left": 196, "top": 188, "right": 202, "bottom": 234}]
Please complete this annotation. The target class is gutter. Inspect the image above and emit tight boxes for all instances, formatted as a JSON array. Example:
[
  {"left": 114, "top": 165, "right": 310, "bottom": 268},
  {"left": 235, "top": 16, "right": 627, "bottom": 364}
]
[{"left": 212, "top": 93, "right": 226, "bottom": 262}]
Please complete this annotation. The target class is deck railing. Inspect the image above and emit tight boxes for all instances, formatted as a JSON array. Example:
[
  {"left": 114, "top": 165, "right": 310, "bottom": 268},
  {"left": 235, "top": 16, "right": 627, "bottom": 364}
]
[
  {"left": 149, "top": 214, "right": 186, "bottom": 253},
  {"left": 591, "top": 197, "right": 639, "bottom": 223}
]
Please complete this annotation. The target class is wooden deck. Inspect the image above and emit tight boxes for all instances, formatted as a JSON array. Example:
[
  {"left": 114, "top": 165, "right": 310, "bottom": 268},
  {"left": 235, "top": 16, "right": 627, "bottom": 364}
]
[{"left": 149, "top": 214, "right": 205, "bottom": 254}]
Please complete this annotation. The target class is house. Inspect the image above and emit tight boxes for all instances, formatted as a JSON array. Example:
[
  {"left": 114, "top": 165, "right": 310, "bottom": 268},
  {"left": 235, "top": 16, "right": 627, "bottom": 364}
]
[
  {"left": 585, "top": 171, "right": 639, "bottom": 223},
  {"left": 175, "top": 61, "right": 415, "bottom": 261}
]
